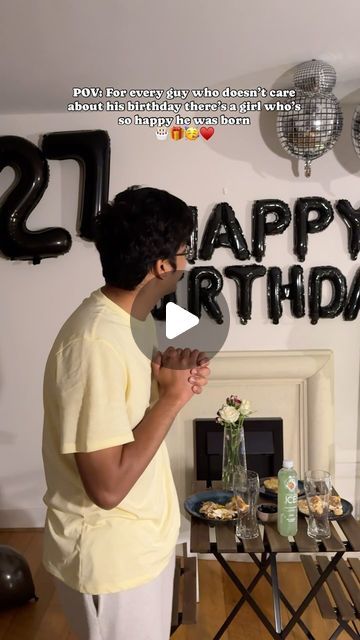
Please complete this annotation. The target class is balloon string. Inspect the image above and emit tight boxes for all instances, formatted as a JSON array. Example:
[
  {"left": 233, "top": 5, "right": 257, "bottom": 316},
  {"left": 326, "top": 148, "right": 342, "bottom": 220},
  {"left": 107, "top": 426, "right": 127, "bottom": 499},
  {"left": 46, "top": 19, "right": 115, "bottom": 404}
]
[{"left": 305, "top": 159, "right": 312, "bottom": 178}]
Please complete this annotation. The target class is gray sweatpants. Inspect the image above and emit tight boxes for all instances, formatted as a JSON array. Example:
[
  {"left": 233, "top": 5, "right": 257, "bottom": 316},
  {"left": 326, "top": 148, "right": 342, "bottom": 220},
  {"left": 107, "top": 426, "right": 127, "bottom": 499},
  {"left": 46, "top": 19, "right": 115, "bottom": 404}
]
[{"left": 52, "top": 551, "right": 176, "bottom": 640}]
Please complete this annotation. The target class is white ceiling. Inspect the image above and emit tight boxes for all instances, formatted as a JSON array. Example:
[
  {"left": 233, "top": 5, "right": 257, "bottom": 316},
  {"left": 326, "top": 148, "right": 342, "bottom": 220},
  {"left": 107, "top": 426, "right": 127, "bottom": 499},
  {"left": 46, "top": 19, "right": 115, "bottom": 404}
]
[{"left": 1, "top": 0, "right": 360, "bottom": 114}]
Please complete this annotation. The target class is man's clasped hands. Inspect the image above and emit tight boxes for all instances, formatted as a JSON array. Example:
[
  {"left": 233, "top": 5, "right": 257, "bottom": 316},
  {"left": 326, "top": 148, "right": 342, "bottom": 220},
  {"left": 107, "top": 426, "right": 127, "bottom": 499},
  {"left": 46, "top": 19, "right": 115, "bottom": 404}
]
[{"left": 152, "top": 347, "right": 211, "bottom": 406}]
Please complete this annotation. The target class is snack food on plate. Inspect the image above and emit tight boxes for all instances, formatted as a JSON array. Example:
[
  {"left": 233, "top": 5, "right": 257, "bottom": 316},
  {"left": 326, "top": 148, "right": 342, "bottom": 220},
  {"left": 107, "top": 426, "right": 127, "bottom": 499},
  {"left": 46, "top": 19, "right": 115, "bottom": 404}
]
[
  {"left": 264, "top": 477, "right": 302, "bottom": 494},
  {"left": 329, "top": 495, "right": 343, "bottom": 516},
  {"left": 199, "top": 496, "right": 249, "bottom": 520},
  {"left": 264, "top": 477, "right": 278, "bottom": 492},
  {"left": 298, "top": 495, "right": 343, "bottom": 517}
]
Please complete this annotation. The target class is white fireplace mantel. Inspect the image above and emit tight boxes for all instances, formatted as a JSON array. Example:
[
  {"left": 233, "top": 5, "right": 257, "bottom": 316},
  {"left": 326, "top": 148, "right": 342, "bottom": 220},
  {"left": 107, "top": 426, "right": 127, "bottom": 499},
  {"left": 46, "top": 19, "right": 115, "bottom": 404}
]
[{"left": 167, "top": 350, "right": 334, "bottom": 507}]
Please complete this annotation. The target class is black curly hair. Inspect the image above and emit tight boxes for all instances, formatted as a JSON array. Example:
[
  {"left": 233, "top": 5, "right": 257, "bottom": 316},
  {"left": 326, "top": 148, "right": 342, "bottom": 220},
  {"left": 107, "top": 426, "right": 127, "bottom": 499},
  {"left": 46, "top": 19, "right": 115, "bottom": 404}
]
[{"left": 94, "top": 185, "right": 194, "bottom": 290}]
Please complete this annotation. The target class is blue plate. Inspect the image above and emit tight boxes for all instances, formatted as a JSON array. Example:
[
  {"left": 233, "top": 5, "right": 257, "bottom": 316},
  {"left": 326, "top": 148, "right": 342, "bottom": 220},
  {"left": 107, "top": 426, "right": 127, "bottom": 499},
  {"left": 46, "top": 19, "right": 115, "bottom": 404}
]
[
  {"left": 298, "top": 498, "right": 353, "bottom": 521},
  {"left": 259, "top": 477, "right": 305, "bottom": 500},
  {"left": 184, "top": 489, "right": 236, "bottom": 523}
]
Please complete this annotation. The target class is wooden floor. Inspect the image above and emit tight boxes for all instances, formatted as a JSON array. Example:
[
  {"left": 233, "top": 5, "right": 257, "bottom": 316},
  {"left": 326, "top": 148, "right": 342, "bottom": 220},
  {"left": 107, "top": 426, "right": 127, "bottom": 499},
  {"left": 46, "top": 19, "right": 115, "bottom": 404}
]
[{"left": 0, "top": 530, "right": 353, "bottom": 640}]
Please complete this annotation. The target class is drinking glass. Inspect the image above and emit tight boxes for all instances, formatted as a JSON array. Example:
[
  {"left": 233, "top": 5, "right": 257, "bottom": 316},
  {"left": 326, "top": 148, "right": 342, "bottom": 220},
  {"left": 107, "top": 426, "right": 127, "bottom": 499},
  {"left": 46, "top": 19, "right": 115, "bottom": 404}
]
[
  {"left": 233, "top": 469, "right": 260, "bottom": 539},
  {"left": 304, "top": 470, "right": 332, "bottom": 541}
]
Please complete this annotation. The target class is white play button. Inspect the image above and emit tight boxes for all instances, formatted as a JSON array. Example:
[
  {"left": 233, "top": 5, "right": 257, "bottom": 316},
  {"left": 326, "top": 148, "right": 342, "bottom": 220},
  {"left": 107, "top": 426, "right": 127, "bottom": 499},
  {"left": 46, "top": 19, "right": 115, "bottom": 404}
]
[
  {"left": 130, "top": 270, "right": 230, "bottom": 368},
  {"left": 165, "top": 302, "right": 199, "bottom": 339}
]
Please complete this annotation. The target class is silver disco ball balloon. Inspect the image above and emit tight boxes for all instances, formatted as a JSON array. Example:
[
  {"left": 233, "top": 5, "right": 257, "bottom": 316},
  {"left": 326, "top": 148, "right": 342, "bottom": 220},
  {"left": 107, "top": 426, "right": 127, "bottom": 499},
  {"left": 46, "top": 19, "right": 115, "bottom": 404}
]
[
  {"left": 277, "top": 91, "right": 343, "bottom": 177},
  {"left": 351, "top": 105, "right": 360, "bottom": 158},
  {"left": 294, "top": 59, "right": 337, "bottom": 94}
]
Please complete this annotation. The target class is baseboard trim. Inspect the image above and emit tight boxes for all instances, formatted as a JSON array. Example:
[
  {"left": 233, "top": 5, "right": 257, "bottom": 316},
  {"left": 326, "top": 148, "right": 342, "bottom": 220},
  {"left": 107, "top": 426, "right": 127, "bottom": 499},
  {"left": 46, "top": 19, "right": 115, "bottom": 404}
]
[
  {"left": 0, "top": 527, "right": 45, "bottom": 532},
  {"left": 0, "top": 507, "right": 46, "bottom": 528}
]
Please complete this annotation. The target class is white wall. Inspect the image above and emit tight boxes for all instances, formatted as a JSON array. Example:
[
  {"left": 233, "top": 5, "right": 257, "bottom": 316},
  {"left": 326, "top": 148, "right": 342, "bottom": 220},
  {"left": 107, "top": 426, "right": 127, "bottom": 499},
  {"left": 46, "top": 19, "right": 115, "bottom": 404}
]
[{"left": 0, "top": 111, "right": 359, "bottom": 526}]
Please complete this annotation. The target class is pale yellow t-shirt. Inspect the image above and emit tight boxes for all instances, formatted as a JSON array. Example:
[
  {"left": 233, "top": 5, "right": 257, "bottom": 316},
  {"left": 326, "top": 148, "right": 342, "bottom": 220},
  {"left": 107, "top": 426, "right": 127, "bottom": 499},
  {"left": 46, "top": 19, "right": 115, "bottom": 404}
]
[{"left": 41, "top": 288, "right": 180, "bottom": 594}]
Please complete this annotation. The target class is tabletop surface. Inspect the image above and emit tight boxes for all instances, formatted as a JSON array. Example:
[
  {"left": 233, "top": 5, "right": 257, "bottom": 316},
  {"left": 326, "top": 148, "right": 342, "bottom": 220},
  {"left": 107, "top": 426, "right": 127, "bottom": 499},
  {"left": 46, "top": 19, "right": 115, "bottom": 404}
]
[{"left": 189, "top": 480, "right": 360, "bottom": 555}]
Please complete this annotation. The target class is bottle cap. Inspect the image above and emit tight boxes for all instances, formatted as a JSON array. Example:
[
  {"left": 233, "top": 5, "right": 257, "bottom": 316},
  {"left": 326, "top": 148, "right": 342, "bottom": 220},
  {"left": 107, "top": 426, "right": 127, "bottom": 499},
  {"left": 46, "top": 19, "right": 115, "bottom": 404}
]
[{"left": 283, "top": 460, "right": 294, "bottom": 469}]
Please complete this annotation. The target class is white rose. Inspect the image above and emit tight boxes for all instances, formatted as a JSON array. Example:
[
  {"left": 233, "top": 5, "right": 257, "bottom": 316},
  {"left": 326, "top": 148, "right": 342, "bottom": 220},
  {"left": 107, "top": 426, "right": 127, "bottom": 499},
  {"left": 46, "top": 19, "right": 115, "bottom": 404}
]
[
  {"left": 218, "top": 405, "right": 240, "bottom": 423},
  {"left": 239, "top": 399, "right": 251, "bottom": 416}
]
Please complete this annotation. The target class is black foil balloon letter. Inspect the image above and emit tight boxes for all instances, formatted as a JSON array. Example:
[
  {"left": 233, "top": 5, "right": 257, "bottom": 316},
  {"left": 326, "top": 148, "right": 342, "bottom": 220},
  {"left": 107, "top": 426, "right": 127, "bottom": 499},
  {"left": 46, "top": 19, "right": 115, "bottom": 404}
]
[
  {"left": 42, "top": 130, "right": 110, "bottom": 240},
  {"left": 0, "top": 136, "right": 72, "bottom": 264},
  {"left": 267, "top": 266, "right": 305, "bottom": 324},
  {"left": 251, "top": 200, "right": 291, "bottom": 262},
  {"left": 187, "top": 206, "right": 198, "bottom": 263},
  {"left": 335, "top": 200, "right": 360, "bottom": 260},
  {"left": 344, "top": 267, "right": 360, "bottom": 320},
  {"left": 224, "top": 265, "right": 266, "bottom": 325},
  {"left": 199, "top": 203, "right": 221, "bottom": 260},
  {"left": 308, "top": 266, "right": 347, "bottom": 325},
  {"left": 188, "top": 267, "right": 224, "bottom": 324},
  {"left": 294, "top": 197, "right": 334, "bottom": 262},
  {"left": 199, "top": 202, "right": 249, "bottom": 261},
  {"left": 151, "top": 292, "right": 177, "bottom": 321},
  {"left": 0, "top": 545, "right": 38, "bottom": 610}
]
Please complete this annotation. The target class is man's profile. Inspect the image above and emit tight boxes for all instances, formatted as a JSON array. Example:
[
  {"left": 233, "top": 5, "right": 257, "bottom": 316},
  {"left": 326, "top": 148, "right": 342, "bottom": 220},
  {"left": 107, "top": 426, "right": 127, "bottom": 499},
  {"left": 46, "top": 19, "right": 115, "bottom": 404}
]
[{"left": 41, "top": 185, "right": 210, "bottom": 640}]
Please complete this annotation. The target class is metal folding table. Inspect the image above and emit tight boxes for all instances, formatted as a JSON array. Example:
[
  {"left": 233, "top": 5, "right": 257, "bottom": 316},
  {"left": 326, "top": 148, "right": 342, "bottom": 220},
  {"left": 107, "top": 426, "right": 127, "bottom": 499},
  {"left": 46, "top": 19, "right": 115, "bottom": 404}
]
[{"left": 189, "top": 480, "right": 360, "bottom": 639}]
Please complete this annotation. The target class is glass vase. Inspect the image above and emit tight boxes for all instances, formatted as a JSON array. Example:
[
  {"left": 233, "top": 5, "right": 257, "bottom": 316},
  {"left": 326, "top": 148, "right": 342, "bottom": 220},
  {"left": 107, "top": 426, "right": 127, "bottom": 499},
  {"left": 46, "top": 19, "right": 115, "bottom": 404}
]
[{"left": 222, "top": 422, "right": 247, "bottom": 491}]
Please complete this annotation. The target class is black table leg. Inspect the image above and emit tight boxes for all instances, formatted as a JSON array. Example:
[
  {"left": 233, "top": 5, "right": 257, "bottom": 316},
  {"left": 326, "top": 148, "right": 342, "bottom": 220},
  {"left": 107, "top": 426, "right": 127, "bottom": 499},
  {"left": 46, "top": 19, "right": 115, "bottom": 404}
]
[
  {"left": 328, "top": 627, "right": 343, "bottom": 640},
  {"left": 213, "top": 551, "right": 281, "bottom": 639},
  {"left": 336, "top": 620, "right": 360, "bottom": 640},
  {"left": 281, "top": 552, "right": 344, "bottom": 638},
  {"left": 211, "top": 549, "right": 346, "bottom": 639},
  {"left": 212, "top": 553, "right": 272, "bottom": 638}
]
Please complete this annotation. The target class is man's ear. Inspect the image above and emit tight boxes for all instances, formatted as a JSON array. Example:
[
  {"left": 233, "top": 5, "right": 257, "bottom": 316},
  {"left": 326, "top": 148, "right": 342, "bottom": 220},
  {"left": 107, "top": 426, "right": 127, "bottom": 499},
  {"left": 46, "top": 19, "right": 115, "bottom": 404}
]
[{"left": 152, "top": 258, "right": 171, "bottom": 279}]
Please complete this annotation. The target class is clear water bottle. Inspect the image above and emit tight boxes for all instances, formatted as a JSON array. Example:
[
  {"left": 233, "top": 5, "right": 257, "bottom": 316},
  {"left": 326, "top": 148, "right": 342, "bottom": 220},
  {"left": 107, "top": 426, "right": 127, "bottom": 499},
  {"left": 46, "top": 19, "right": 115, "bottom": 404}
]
[{"left": 277, "top": 460, "right": 298, "bottom": 536}]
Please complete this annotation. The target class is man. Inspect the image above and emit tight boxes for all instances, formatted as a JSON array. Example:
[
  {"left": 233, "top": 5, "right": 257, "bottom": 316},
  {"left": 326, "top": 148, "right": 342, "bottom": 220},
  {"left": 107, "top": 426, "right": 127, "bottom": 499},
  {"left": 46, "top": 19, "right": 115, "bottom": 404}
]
[{"left": 41, "top": 186, "right": 210, "bottom": 640}]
